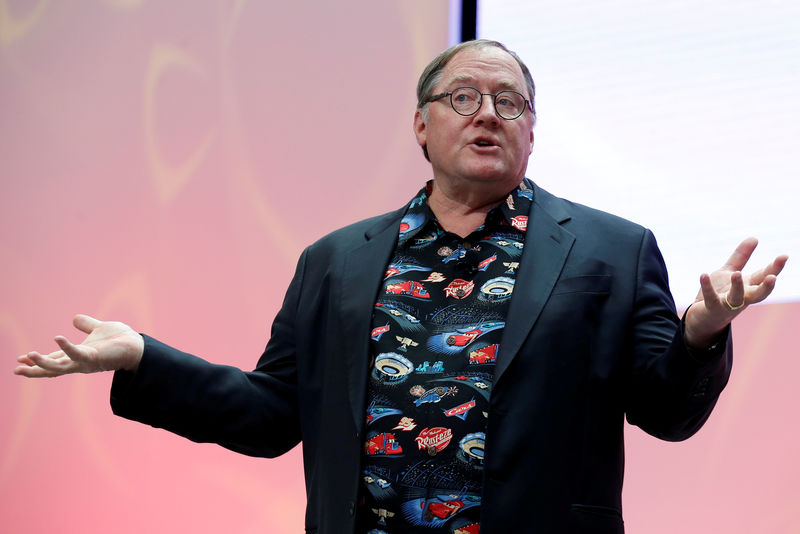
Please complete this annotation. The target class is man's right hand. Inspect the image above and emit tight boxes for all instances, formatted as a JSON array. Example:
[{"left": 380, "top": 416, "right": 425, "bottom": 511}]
[{"left": 14, "top": 314, "right": 144, "bottom": 378}]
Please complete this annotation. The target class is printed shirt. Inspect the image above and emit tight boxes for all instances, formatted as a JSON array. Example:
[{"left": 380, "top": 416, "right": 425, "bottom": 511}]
[{"left": 356, "top": 179, "right": 534, "bottom": 534}]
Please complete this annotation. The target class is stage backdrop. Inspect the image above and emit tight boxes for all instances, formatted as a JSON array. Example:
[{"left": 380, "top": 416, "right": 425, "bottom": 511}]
[
  {"left": 478, "top": 2, "right": 799, "bottom": 533},
  {"left": 1, "top": 1, "right": 448, "bottom": 532},
  {"left": 2, "top": 1, "right": 797, "bottom": 533}
]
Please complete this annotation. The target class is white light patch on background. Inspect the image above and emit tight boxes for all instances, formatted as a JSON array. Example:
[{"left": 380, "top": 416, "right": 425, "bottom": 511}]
[{"left": 478, "top": 0, "right": 798, "bottom": 306}]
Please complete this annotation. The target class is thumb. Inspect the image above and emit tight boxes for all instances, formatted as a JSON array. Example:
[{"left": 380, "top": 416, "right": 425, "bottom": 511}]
[{"left": 73, "top": 314, "right": 102, "bottom": 334}]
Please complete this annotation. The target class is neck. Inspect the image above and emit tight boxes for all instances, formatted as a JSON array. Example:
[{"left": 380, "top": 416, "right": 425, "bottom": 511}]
[{"left": 427, "top": 179, "right": 517, "bottom": 238}]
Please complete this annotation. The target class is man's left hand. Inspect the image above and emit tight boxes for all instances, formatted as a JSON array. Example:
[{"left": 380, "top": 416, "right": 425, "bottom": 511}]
[{"left": 684, "top": 237, "right": 788, "bottom": 349}]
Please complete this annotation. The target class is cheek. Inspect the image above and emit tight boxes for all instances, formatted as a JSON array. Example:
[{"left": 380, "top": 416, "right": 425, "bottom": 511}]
[
  {"left": 431, "top": 133, "right": 460, "bottom": 158},
  {"left": 515, "top": 129, "right": 534, "bottom": 155}
]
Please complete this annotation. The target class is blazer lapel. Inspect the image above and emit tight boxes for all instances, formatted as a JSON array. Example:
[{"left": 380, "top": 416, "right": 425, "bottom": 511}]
[
  {"left": 339, "top": 213, "right": 402, "bottom": 434},
  {"left": 495, "top": 186, "right": 575, "bottom": 383}
]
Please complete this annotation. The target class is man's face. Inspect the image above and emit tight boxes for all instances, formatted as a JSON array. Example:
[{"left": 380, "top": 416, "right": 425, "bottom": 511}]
[{"left": 414, "top": 46, "right": 534, "bottom": 193}]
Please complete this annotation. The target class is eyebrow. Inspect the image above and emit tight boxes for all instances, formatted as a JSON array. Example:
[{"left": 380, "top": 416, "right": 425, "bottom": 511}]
[{"left": 446, "top": 74, "right": 521, "bottom": 92}]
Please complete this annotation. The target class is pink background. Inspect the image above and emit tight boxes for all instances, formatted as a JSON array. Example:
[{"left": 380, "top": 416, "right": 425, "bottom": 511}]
[{"left": 1, "top": 1, "right": 797, "bottom": 532}]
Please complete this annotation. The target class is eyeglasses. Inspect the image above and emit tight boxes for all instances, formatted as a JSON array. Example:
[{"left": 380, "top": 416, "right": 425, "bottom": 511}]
[{"left": 427, "top": 86, "right": 531, "bottom": 120}]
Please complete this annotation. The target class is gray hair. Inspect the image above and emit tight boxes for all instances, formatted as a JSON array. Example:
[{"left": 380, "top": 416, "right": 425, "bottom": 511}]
[{"left": 415, "top": 39, "right": 536, "bottom": 160}]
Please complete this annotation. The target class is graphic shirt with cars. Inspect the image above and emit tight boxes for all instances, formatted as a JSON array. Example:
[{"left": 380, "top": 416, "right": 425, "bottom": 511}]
[{"left": 356, "top": 179, "right": 533, "bottom": 534}]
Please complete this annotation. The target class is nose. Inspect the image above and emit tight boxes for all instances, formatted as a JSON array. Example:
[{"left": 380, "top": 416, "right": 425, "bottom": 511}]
[{"left": 473, "top": 95, "right": 499, "bottom": 125}]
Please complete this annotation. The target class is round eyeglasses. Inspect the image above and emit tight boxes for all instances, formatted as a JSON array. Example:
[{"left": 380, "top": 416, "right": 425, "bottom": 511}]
[{"left": 427, "top": 86, "right": 531, "bottom": 120}]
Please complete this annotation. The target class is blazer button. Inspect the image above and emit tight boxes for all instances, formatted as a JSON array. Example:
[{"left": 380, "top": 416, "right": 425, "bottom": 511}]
[{"left": 348, "top": 501, "right": 355, "bottom": 516}]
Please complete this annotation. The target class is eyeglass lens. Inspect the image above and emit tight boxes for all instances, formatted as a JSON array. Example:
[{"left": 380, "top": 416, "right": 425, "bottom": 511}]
[{"left": 450, "top": 87, "right": 526, "bottom": 119}]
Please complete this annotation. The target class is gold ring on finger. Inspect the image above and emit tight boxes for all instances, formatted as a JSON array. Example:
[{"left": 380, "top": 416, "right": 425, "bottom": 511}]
[{"left": 725, "top": 295, "right": 744, "bottom": 311}]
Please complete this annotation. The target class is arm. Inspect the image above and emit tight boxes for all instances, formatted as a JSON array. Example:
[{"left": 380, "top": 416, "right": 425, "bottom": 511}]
[
  {"left": 109, "top": 334, "right": 301, "bottom": 458},
  {"left": 625, "top": 234, "right": 786, "bottom": 441},
  {"left": 14, "top": 250, "right": 310, "bottom": 457},
  {"left": 110, "top": 250, "right": 308, "bottom": 457}
]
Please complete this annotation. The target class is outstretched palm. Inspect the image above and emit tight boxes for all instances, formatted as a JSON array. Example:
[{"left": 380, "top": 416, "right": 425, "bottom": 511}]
[
  {"left": 14, "top": 314, "right": 143, "bottom": 377},
  {"left": 685, "top": 238, "right": 788, "bottom": 348}
]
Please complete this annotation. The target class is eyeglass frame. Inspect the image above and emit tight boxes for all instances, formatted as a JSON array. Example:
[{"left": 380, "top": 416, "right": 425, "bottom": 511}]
[{"left": 426, "top": 86, "right": 533, "bottom": 120}]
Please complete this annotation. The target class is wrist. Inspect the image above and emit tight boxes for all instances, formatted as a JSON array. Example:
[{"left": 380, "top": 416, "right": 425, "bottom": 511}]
[
  {"left": 684, "top": 302, "right": 727, "bottom": 350},
  {"left": 123, "top": 334, "right": 145, "bottom": 372}
]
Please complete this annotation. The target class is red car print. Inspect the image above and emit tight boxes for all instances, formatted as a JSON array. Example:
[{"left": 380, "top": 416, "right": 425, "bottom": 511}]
[
  {"left": 425, "top": 499, "right": 464, "bottom": 519},
  {"left": 446, "top": 329, "right": 481, "bottom": 346},
  {"left": 386, "top": 281, "right": 430, "bottom": 299},
  {"left": 365, "top": 432, "right": 403, "bottom": 456},
  {"left": 438, "top": 321, "right": 504, "bottom": 349},
  {"left": 469, "top": 344, "right": 498, "bottom": 364},
  {"left": 454, "top": 523, "right": 481, "bottom": 534}
]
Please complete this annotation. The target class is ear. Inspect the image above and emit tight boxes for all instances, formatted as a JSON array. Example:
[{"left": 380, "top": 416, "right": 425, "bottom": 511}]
[
  {"left": 529, "top": 129, "right": 534, "bottom": 155},
  {"left": 413, "top": 108, "right": 427, "bottom": 149}
]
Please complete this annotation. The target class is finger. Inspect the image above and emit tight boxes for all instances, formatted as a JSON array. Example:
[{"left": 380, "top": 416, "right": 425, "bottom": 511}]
[
  {"left": 726, "top": 271, "right": 745, "bottom": 309},
  {"left": 721, "top": 237, "right": 758, "bottom": 271},
  {"left": 770, "top": 254, "right": 789, "bottom": 276},
  {"left": 17, "top": 353, "right": 39, "bottom": 366},
  {"left": 699, "top": 273, "right": 720, "bottom": 307},
  {"left": 73, "top": 314, "right": 102, "bottom": 335},
  {"left": 745, "top": 274, "right": 778, "bottom": 305},
  {"left": 14, "top": 364, "right": 61, "bottom": 378},
  {"left": 25, "top": 352, "right": 79, "bottom": 375},
  {"left": 748, "top": 254, "right": 789, "bottom": 286},
  {"left": 20, "top": 348, "right": 68, "bottom": 364},
  {"left": 54, "top": 335, "right": 91, "bottom": 364}
]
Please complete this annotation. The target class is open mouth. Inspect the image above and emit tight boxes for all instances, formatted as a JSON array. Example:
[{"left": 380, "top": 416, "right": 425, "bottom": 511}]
[
  {"left": 471, "top": 139, "right": 498, "bottom": 149},
  {"left": 471, "top": 136, "right": 499, "bottom": 148}
]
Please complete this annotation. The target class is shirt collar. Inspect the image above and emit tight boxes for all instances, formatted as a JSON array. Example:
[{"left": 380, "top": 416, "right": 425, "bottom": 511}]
[{"left": 397, "top": 178, "right": 534, "bottom": 246}]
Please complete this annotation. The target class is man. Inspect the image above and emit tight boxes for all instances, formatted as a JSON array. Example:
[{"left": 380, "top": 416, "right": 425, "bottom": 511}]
[{"left": 15, "top": 40, "right": 787, "bottom": 533}]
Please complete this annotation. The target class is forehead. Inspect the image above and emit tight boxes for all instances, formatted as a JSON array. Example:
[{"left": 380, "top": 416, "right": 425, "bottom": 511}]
[{"left": 439, "top": 46, "right": 526, "bottom": 91}]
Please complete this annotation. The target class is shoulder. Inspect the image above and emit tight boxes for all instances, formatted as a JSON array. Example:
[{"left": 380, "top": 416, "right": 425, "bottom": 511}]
[
  {"left": 304, "top": 206, "right": 406, "bottom": 257},
  {"left": 533, "top": 182, "right": 648, "bottom": 241}
]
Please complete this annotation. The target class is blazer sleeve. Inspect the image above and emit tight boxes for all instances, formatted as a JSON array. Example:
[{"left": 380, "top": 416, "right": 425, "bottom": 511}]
[
  {"left": 109, "top": 250, "right": 309, "bottom": 458},
  {"left": 624, "top": 229, "right": 733, "bottom": 441}
]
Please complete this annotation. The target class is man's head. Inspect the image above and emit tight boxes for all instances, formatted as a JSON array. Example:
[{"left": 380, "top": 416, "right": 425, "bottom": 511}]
[
  {"left": 416, "top": 40, "right": 537, "bottom": 128},
  {"left": 414, "top": 40, "right": 536, "bottom": 194}
]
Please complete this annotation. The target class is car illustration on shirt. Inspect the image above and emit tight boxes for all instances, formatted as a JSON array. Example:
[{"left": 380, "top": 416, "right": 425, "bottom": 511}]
[
  {"left": 365, "top": 432, "right": 403, "bottom": 455},
  {"left": 444, "top": 321, "right": 504, "bottom": 346},
  {"left": 385, "top": 281, "right": 431, "bottom": 299}
]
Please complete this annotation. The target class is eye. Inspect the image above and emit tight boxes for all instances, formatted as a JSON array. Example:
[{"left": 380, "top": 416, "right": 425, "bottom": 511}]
[
  {"left": 496, "top": 91, "right": 523, "bottom": 108},
  {"left": 452, "top": 88, "right": 479, "bottom": 102}
]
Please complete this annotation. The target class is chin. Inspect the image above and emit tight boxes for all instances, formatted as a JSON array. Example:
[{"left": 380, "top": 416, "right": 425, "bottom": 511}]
[{"left": 462, "top": 165, "right": 513, "bottom": 183}]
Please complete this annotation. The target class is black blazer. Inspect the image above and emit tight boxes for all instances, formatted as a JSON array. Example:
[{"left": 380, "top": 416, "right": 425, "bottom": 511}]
[{"left": 111, "top": 183, "right": 732, "bottom": 533}]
